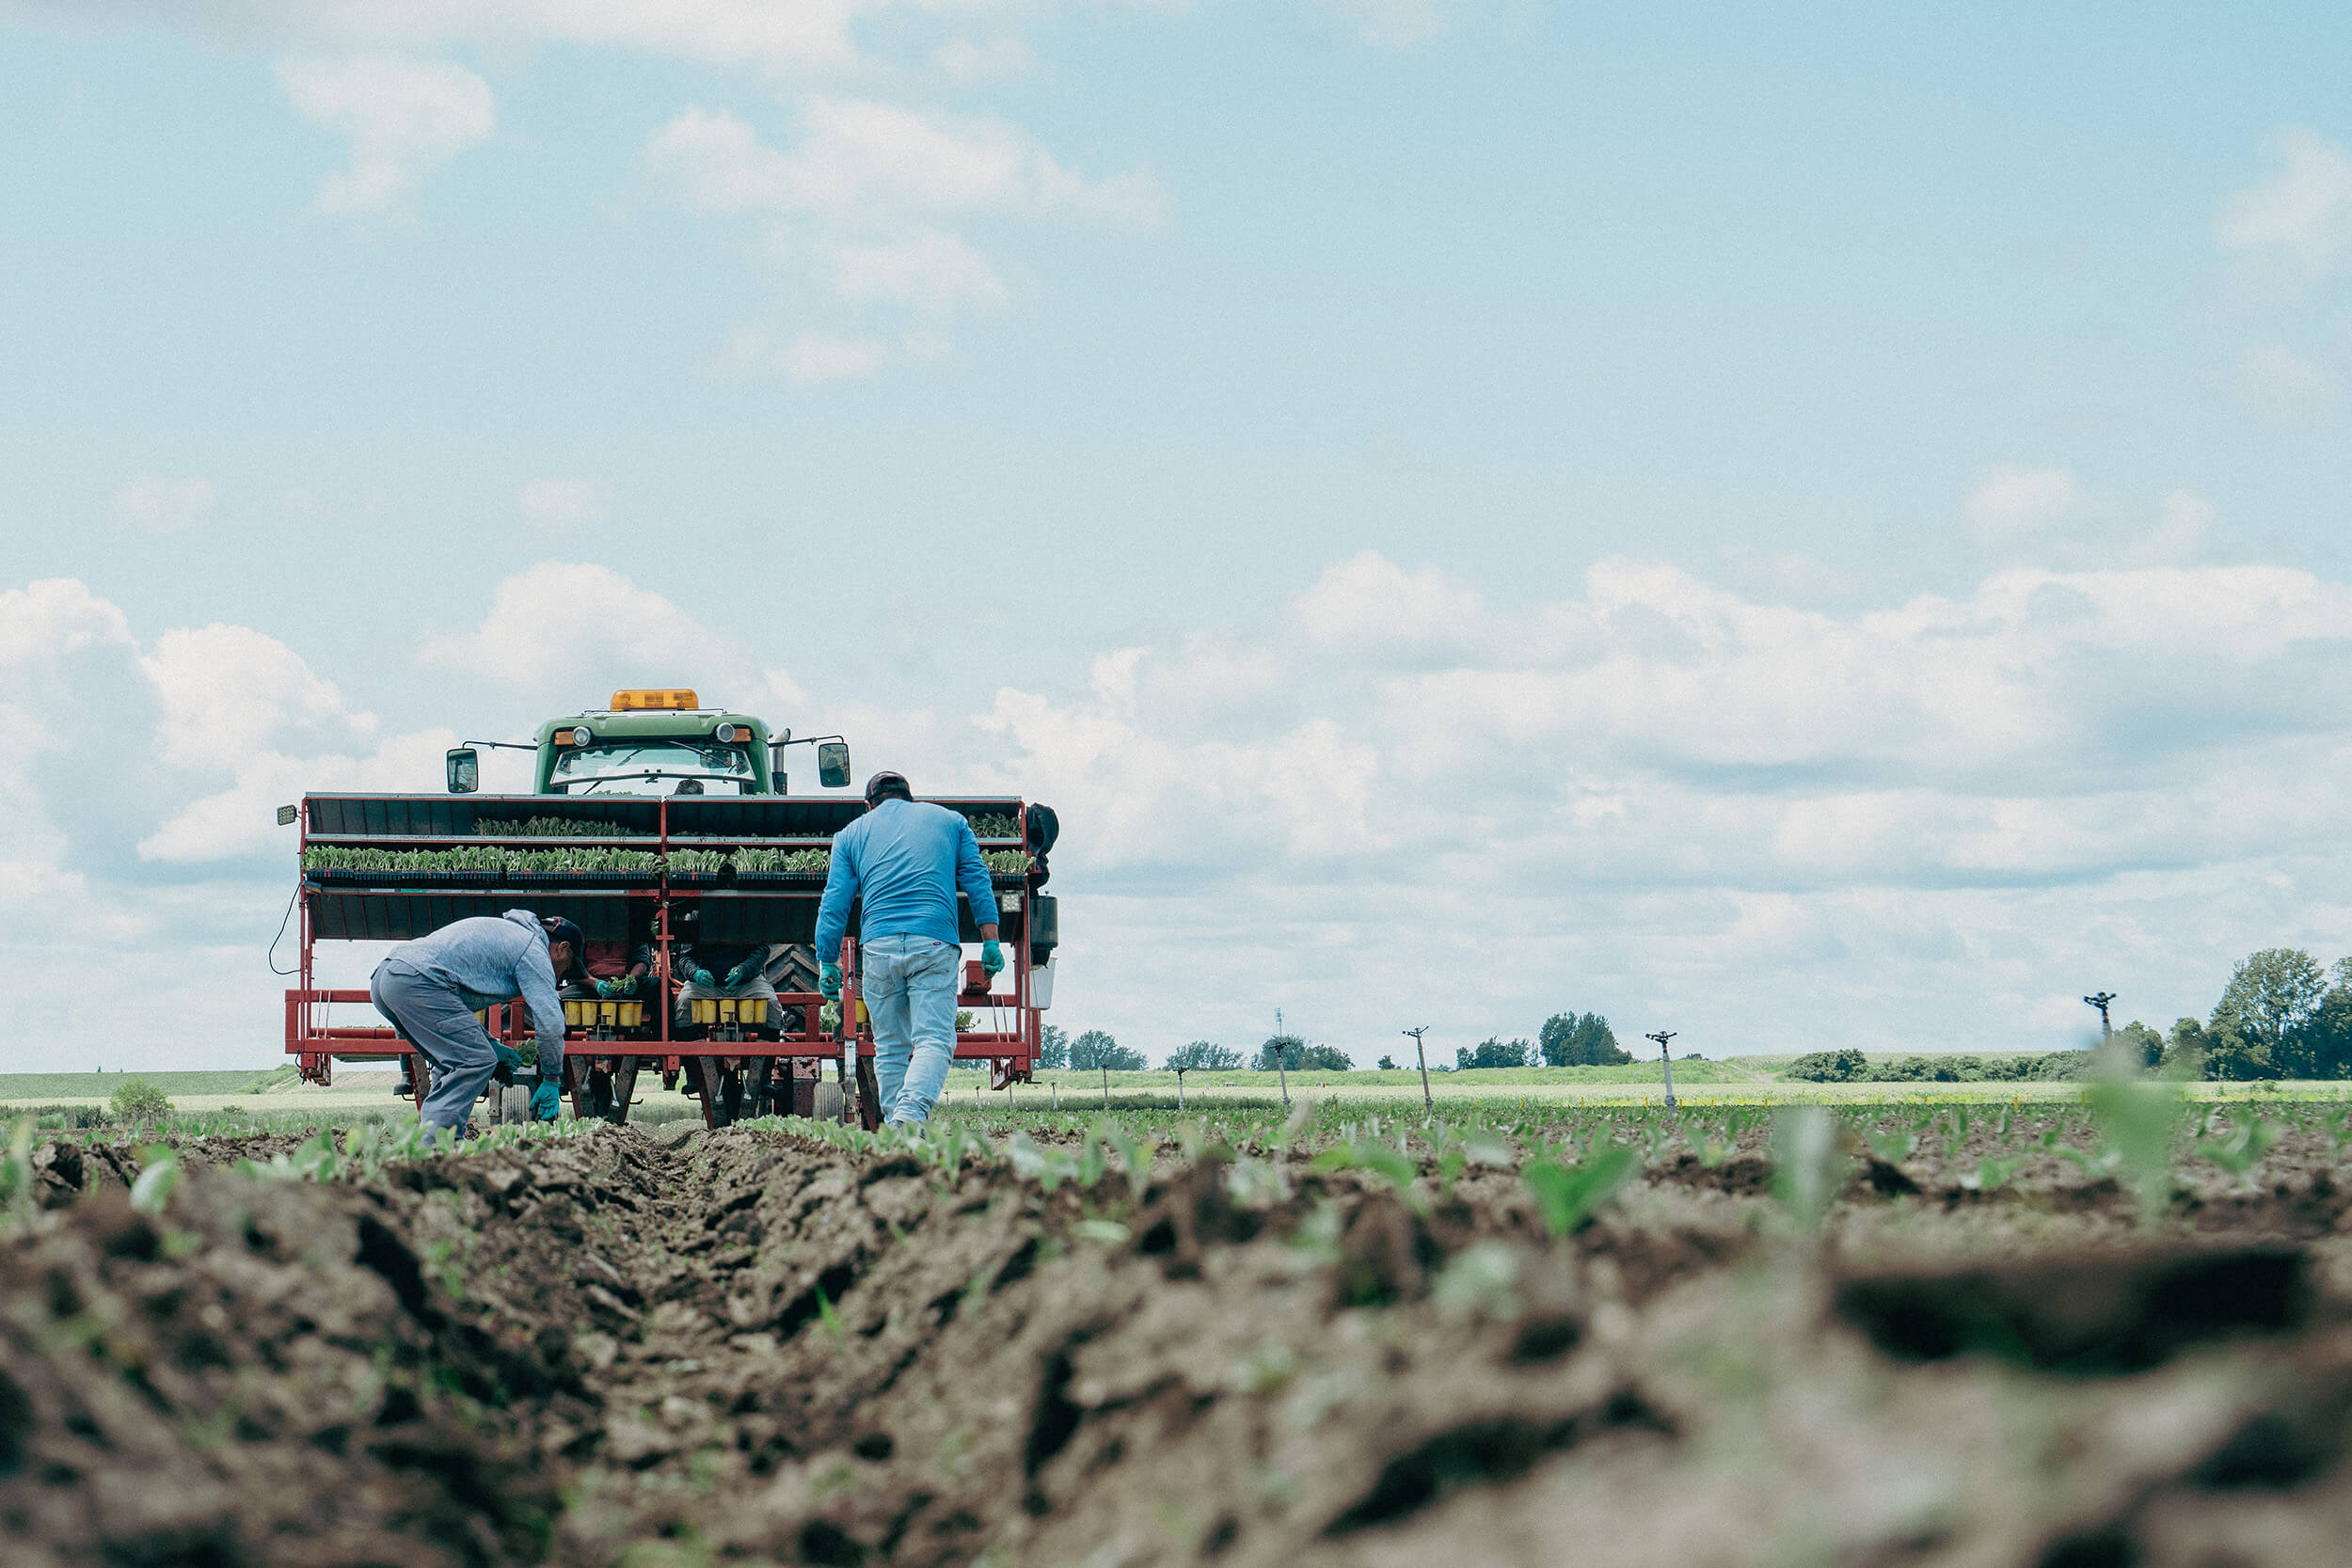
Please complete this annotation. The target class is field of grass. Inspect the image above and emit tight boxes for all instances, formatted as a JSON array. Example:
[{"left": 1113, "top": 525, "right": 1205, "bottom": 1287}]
[{"left": 0, "top": 1069, "right": 293, "bottom": 1103}]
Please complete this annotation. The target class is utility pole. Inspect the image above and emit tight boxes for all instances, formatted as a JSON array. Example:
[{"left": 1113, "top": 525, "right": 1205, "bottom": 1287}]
[
  {"left": 1645, "top": 1030, "right": 1678, "bottom": 1111},
  {"left": 2083, "top": 991, "right": 2116, "bottom": 1041},
  {"left": 1403, "top": 1026, "right": 1433, "bottom": 1113}
]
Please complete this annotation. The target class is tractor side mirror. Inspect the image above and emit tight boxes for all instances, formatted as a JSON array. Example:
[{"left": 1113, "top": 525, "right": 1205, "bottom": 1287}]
[
  {"left": 770, "top": 740, "right": 788, "bottom": 789},
  {"left": 817, "top": 741, "right": 850, "bottom": 789},
  {"left": 445, "top": 747, "right": 480, "bottom": 794}
]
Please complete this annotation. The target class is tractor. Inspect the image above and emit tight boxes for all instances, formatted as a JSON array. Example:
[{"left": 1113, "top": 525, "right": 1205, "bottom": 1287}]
[{"left": 282, "top": 689, "right": 1058, "bottom": 1129}]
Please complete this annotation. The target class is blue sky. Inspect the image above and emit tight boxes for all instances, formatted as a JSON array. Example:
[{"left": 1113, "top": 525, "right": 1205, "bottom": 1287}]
[{"left": 4, "top": 2, "right": 2351, "bottom": 1068}]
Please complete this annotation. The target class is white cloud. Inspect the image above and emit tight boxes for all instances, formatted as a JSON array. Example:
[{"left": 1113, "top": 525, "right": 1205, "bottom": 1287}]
[
  {"left": 412, "top": 563, "right": 818, "bottom": 727},
  {"left": 276, "top": 55, "right": 495, "bottom": 212},
  {"left": 113, "top": 476, "right": 215, "bottom": 531},
  {"left": 2218, "top": 127, "right": 2352, "bottom": 285},
  {"left": 26, "top": 545, "right": 2352, "bottom": 1069},
  {"left": 1963, "top": 465, "right": 2077, "bottom": 547},
  {"left": 932, "top": 36, "right": 1037, "bottom": 85},
  {"left": 826, "top": 229, "right": 1009, "bottom": 311},
  {"left": 644, "top": 98, "right": 1166, "bottom": 314},
  {"left": 784, "top": 334, "right": 892, "bottom": 383},
  {"left": 517, "top": 478, "right": 608, "bottom": 533},
  {"left": 1320, "top": 0, "right": 1479, "bottom": 48},
  {"left": 15, "top": 0, "right": 865, "bottom": 71}
]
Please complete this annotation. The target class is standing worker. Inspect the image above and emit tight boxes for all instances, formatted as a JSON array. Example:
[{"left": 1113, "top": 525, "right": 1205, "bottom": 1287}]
[
  {"left": 370, "top": 910, "right": 581, "bottom": 1139},
  {"left": 814, "top": 770, "right": 1001, "bottom": 1125}
]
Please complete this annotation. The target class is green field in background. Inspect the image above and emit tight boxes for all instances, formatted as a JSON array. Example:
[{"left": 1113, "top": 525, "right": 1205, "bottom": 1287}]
[{"left": 0, "top": 1069, "right": 289, "bottom": 1102}]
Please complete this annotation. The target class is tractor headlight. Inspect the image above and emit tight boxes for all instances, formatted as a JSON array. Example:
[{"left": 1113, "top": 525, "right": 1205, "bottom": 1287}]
[{"left": 715, "top": 722, "right": 739, "bottom": 743}]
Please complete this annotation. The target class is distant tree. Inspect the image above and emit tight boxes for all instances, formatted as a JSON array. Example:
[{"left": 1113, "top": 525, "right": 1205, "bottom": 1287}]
[
  {"left": 1071, "top": 1030, "right": 1146, "bottom": 1071},
  {"left": 1038, "top": 1024, "right": 1071, "bottom": 1069},
  {"left": 1376, "top": 1053, "right": 1397, "bottom": 1070},
  {"left": 2300, "top": 984, "right": 2352, "bottom": 1080},
  {"left": 2112, "top": 1021, "right": 2164, "bottom": 1070},
  {"left": 1539, "top": 1012, "right": 1629, "bottom": 1067},
  {"left": 1454, "top": 1037, "right": 1532, "bottom": 1070},
  {"left": 2211, "top": 948, "right": 2327, "bottom": 1079},
  {"left": 1784, "top": 1048, "right": 1867, "bottom": 1083},
  {"left": 109, "top": 1078, "right": 171, "bottom": 1125},
  {"left": 1252, "top": 1035, "right": 1351, "bottom": 1070},
  {"left": 2161, "top": 1017, "right": 2209, "bottom": 1077},
  {"left": 1253, "top": 1034, "right": 1303, "bottom": 1070},
  {"left": 1166, "top": 1040, "right": 1243, "bottom": 1071}
]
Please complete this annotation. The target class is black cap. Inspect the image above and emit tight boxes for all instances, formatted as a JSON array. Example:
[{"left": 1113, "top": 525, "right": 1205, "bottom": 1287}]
[
  {"left": 864, "top": 769, "right": 912, "bottom": 804},
  {"left": 541, "top": 916, "right": 588, "bottom": 980}
]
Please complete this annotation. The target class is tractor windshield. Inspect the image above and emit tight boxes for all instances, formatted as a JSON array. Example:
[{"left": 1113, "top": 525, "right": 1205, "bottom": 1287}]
[{"left": 550, "top": 741, "right": 756, "bottom": 796}]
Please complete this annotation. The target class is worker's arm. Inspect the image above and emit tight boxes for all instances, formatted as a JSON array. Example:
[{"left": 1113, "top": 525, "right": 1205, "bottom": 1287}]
[
  {"left": 516, "top": 946, "right": 568, "bottom": 1079},
  {"left": 952, "top": 816, "right": 1000, "bottom": 935},
  {"left": 811, "top": 832, "right": 863, "bottom": 963}
]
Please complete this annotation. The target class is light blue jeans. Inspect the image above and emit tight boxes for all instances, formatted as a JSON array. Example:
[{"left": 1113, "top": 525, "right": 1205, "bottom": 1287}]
[{"left": 861, "top": 934, "right": 961, "bottom": 1123}]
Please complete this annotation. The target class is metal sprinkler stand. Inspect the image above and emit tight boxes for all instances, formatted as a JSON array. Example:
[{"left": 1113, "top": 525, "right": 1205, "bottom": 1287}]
[
  {"left": 1404, "top": 1026, "right": 1433, "bottom": 1114},
  {"left": 1646, "top": 1030, "right": 1678, "bottom": 1110},
  {"left": 1175, "top": 1066, "right": 1186, "bottom": 1111},
  {"left": 2083, "top": 990, "right": 2116, "bottom": 1041}
]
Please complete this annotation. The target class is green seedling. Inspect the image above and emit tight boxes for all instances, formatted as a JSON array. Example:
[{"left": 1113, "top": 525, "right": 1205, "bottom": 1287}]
[
  {"left": 129, "top": 1147, "right": 183, "bottom": 1215},
  {"left": 1521, "top": 1145, "right": 1638, "bottom": 1239},
  {"left": 1866, "top": 1130, "right": 1919, "bottom": 1165},
  {"left": 2196, "top": 1112, "right": 2279, "bottom": 1185},
  {"left": 815, "top": 1286, "right": 846, "bottom": 1341},
  {"left": 2085, "top": 1080, "right": 2181, "bottom": 1229},
  {"left": 1771, "top": 1107, "right": 1848, "bottom": 1237}
]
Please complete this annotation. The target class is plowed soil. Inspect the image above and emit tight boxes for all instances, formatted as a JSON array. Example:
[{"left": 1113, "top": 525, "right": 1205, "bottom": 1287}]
[{"left": 8, "top": 1118, "right": 2352, "bottom": 1567}]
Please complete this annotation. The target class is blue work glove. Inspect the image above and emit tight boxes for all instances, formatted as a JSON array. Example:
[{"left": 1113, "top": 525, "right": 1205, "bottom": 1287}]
[
  {"left": 531, "top": 1080, "right": 562, "bottom": 1120},
  {"left": 981, "top": 939, "right": 1005, "bottom": 976},
  {"left": 492, "top": 1040, "right": 523, "bottom": 1085},
  {"left": 690, "top": 967, "right": 716, "bottom": 988},
  {"left": 723, "top": 958, "right": 759, "bottom": 989},
  {"left": 818, "top": 962, "right": 842, "bottom": 1000}
]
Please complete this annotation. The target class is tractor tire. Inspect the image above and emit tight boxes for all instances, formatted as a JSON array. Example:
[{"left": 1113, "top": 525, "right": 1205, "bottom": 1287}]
[
  {"left": 811, "top": 1081, "right": 844, "bottom": 1122},
  {"left": 496, "top": 1085, "right": 532, "bottom": 1124}
]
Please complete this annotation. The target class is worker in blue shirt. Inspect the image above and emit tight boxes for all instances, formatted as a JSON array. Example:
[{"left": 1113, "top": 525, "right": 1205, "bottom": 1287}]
[
  {"left": 370, "top": 910, "right": 580, "bottom": 1138},
  {"left": 814, "top": 770, "right": 1001, "bottom": 1125}
]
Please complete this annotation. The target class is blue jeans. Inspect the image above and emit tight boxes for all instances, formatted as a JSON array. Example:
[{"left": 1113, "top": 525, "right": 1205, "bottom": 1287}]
[
  {"left": 372, "top": 959, "right": 497, "bottom": 1138},
  {"left": 861, "top": 934, "right": 960, "bottom": 1123}
]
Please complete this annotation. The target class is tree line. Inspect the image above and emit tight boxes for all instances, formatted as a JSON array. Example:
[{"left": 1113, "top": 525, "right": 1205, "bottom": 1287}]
[{"left": 1029, "top": 1011, "right": 1626, "bottom": 1074}]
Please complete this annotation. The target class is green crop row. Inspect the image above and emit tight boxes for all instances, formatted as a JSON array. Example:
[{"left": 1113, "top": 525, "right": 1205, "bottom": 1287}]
[
  {"left": 303, "top": 845, "right": 660, "bottom": 876},
  {"left": 470, "top": 816, "right": 649, "bottom": 838},
  {"left": 734, "top": 847, "right": 831, "bottom": 874}
]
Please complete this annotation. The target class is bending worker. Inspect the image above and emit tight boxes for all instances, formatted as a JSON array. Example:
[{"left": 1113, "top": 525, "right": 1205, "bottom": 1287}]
[
  {"left": 371, "top": 910, "right": 580, "bottom": 1137},
  {"left": 814, "top": 770, "right": 1001, "bottom": 1126}
]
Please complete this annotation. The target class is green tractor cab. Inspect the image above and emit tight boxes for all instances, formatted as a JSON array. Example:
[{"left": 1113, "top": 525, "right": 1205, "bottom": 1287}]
[{"left": 443, "top": 689, "right": 850, "bottom": 798}]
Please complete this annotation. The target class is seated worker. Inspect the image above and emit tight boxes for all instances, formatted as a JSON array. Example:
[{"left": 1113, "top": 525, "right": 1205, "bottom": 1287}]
[
  {"left": 563, "top": 938, "right": 655, "bottom": 1000},
  {"left": 671, "top": 905, "right": 777, "bottom": 1031}
]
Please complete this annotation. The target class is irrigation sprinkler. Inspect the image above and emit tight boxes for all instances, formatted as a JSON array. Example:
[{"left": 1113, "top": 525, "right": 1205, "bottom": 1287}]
[
  {"left": 1101, "top": 1063, "right": 1110, "bottom": 1110},
  {"left": 2083, "top": 991, "right": 2116, "bottom": 1040},
  {"left": 1646, "top": 1030, "right": 1678, "bottom": 1110},
  {"left": 1403, "top": 1026, "right": 1433, "bottom": 1114},
  {"left": 1175, "top": 1066, "right": 1187, "bottom": 1110},
  {"left": 1277, "top": 1042, "right": 1293, "bottom": 1111}
]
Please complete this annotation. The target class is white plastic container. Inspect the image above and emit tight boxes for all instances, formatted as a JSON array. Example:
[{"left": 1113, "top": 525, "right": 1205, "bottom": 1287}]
[{"left": 1029, "top": 957, "right": 1056, "bottom": 1010}]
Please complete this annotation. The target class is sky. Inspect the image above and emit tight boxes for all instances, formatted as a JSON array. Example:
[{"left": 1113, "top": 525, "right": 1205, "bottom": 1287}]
[{"left": 4, "top": 2, "right": 2351, "bottom": 1069}]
